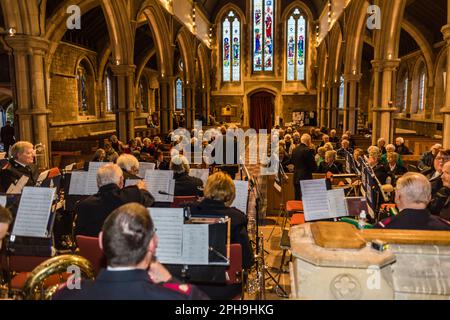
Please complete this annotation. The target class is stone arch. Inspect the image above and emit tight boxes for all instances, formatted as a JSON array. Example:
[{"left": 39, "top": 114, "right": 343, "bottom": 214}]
[
  {"left": 434, "top": 47, "right": 447, "bottom": 118},
  {"left": 176, "top": 28, "right": 195, "bottom": 85},
  {"left": 0, "top": 0, "right": 41, "bottom": 36},
  {"left": 396, "top": 63, "right": 410, "bottom": 113},
  {"left": 411, "top": 56, "right": 427, "bottom": 115},
  {"left": 139, "top": 2, "right": 173, "bottom": 77},
  {"left": 402, "top": 19, "right": 435, "bottom": 86}
]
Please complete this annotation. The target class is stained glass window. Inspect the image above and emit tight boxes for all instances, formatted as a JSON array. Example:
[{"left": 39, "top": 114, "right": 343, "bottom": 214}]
[
  {"left": 175, "top": 78, "right": 183, "bottom": 110},
  {"left": 105, "top": 68, "right": 113, "bottom": 113},
  {"left": 223, "top": 11, "right": 240, "bottom": 82},
  {"left": 253, "top": 0, "right": 274, "bottom": 72},
  {"left": 418, "top": 71, "right": 425, "bottom": 112},
  {"left": 286, "top": 9, "right": 306, "bottom": 81},
  {"left": 77, "top": 65, "right": 89, "bottom": 115},
  {"left": 338, "top": 76, "right": 344, "bottom": 109},
  {"left": 403, "top": 78, "right": 408, "bottom": 112}
]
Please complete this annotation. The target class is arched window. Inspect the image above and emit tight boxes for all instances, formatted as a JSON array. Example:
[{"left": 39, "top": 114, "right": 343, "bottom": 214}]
[
  {"left": 418, "top": 68, "right": 426, "bottom": 112},
  {"left": 104, "top": 68, "right": 113, "bottom": 113},
  {"left": 286, "top": 8, "right": 306, "bottom": 81},
  {"left": 139, "top": 77, "right": 149, "bottom": 113},
  {"left": 77, "top": 59, "right": 95, "bottom": 116},
  {"left": 222, "top": 11, "right": 241, "bottom": 82},
  {"left": 253, "top": 0, "right": 274, "bottom": 72},
  {"left": 175, "top": 78, "right": 183, "bottom": 111},
  {"left": 402, "top": 78, "right": 408, "bottom": 112},
  {"left": 338, "top": 76, "right": 344, "bottom": 109}
]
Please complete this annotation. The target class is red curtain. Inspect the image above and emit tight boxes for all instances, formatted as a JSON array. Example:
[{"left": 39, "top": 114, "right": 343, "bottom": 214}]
[{"left": 250, "top": 92, "right": 274, "bottom": 131}]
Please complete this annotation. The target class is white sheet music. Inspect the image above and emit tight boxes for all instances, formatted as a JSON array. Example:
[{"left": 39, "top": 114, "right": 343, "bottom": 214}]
[
  {"left": 0, "top": 196, "right": 6, "bottom": 208},
  {"left": 145, "top": 170, "right": 174, "bottom": 202},
  {"left": 189, "top": 169, "right": 209, "bottom": 186},
  {"left": 36, "top": 170, "right": 50, "bottom": 184},
  {"left": 149, "top": 208, "right": 184, "bottom": 264},
  {"left": 231, "top": 180, "right": 249, "bottom": 214},
  {"left": 139, "top": 162, "right": 155, "bottom": 179},
  {"left": 301, "top": 179, "right": 330, "bottom": 221},
  {"left": 12, "top": 187, "right": 56, "bottom": 237},
  {"left": 68, "top": 171, "right": 89, "bottom": 195},
  {"left": 86, "top": 162, "right": 110, "bottom": 195},
  {"left": 65, "top": 163, "right": 75, "bottom": 172},
  {"left": 7, "top": 175, "right": 29, "bottom": 194},
  {"left": 182, "top": 224, "right": 209, "bottom": 265},
  {"left": 327, "top": 189, "right": 349, "bottom": 218}
]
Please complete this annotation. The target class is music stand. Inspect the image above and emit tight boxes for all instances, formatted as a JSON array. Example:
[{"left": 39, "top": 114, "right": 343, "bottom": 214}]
[{"left": 267, "top": 162, "right": 289, "bottom": 241}]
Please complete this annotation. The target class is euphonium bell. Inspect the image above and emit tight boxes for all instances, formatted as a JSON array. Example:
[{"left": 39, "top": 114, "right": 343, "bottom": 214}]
[{"left": 22, "top": 255, "right": 95, "bottom": 300}]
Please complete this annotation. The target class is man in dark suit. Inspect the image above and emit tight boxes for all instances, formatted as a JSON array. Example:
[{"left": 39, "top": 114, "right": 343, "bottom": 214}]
[
  {"left": 170, "top": 155, "right": 203, "bottom": 197},
  {"left": 376, "top": 173, "right": 450, "bottom": 230},
  {"left": 0, "top": 141, "right": 37, "bottom": 192},
  {"left": 74, "top": 164, "right": 154, "bottom": 237},
  {"left": 1, "top": 121, "right": 15, "bottom": 155},
  {"left": 429, "top": 161, "right": 450, "bottom": 220},
  {"left": 290, "top": 134, "right": 317, "bottom": 200},
  {"left": 55, "top": 203, "right": 207, "bottom": 300},
  {"left": 155, "top": 150, "right": 169, "bottom": 170},
  {"left": 395, "top": 137, "right": 412, "bottom": 155}
]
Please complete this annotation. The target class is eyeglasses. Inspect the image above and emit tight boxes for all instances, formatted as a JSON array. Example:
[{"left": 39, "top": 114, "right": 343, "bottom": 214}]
[{"left": 435, "top": 157, "right": 449, "bottom": 162}]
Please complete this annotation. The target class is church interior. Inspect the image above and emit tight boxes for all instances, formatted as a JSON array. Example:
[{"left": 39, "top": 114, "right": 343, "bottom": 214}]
[{"left": 0, "top": 0, "right": 450, "bottom": 301}]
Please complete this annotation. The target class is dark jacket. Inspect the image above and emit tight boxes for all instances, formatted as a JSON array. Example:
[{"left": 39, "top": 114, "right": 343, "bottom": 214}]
[
  {"left": 290, "top": 143, "right": 317, "bottom": 183},
  {"left": 423, "top": 169, "right": 443, "bottom": 196},
  {"left": 318, "top": 161, "right": 343, "bottom": 174},
  {"left": 121, "top": 169, "right": 141, "bottom": 180},
  {"left": 188, "top": 198, "right": 254, "bottom": 269},
  {"left": 396, "top": 144, "right": 412, "bottom": 155},
  {"left": 0, "top": 125, "right": 15, "bottom": 146},
  {"left": 376, "top": 208, "right": 450, "bottom": 230},
  {"left": 429, "top": 187, "right": 450, "bottom": 221},
  {"left": 53, "top": 269, "right": 207, "bottom": 300},
  {"left": 156, "top": 160, "right": 169, "bottom": 170},
  {"left": 74, "top": 184, "right": 154, "bottom": 237},
  {"left": 385, "top": 163, "right": 408, "bottom": 177},
  {"left": 0, "top": 160, "right": 37, "bottom": 192},
  {"left": 174, "top": 172, "right": 203, "bottom": 197},
  {"left": 418, "top": 151, "right": 434, "bottom": 171},
  {"left": 372, "top": 162, "right": 389, "bottom": 184}
]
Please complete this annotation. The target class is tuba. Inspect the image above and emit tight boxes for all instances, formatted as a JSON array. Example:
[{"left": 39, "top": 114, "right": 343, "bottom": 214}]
[{"left": 22, "top": 255, "right": 95, "bottom": 300}]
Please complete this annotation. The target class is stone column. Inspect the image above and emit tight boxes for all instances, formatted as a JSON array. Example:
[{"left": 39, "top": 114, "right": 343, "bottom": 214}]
[
  {"left": 441, "top": 23, "right": 450, "bottom": 148},
  {"left": 7, "top": 35, "right": 51, "bottom": 169},
  {"left": 330, "top": 83, "right": 339, "bottom": 129},
  {"left": 159, "top": 77, "right": 172, "bottom": 134},
  {"left": 371, "top": 60, "right": 382, "bottom": 146},
  {"left": 344, "top": 73, "right": 362, "bottom": 134},
  {"left": 377, "top": 60, "right": 400, "bottom": 143},
  {"left": 326, "top": 85, "right": 333, "bottom": 129},
  {"left": 319, "top": 86, "right": 326, "bottom": 128},
  {"left": 111, "top": 64, "right": 136, "bottom": 143},
  {"left": 201, "top": 88, "right": 208, "bottom": 125}
]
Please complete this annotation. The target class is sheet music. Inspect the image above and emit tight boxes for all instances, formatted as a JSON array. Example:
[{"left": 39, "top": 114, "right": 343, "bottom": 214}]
[
  {"left": 301, "top": 179, "right": 330, "bottom": 221},
  {"left": 7, "top": 175, "right": 29, "bottom": 194},
  {"left": 327, "top": 189, "right": 349, "bottom": 218},
  {"left": 138, "top": 162, "right": 155, "bottom": 178},
  {"left": 0, "top": 196, "right": 6, "bottom": 208},
  {"left": 12, "top": 187, "right": 56, "bottom": 237},
  {"left": 182, "top": 224, "right": 209, "bottom": 265},
  {"left": 125, "top": 179, "right": 142, "bottom": 187},
  {"left": 86, "top": 162, "right": 110, "bottom": 195},
  {"left": 189, "top": 169, "right": 209, "bottom": 186},
  {"left": 65, "top": 163, "right": 75, "bottom": 172},
  {"left": 145, "top": 170, "right": 174, "bottom": 202},
  {"left": 149, "top": 208, "right": 184, "bottom": 264},
  {"left": 231, "top": 180, "right": 249, "bottom": 214},
  {"left": 36, "top": 170, "right": 50, "bottom": 184},
  {"left": 68, "top": 171, "right": 89, "bottom": 195}
]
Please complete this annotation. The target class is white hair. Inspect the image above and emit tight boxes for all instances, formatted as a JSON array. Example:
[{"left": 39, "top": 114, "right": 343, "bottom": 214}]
[
  {"left": 170, "top": 155, "right": 190, "bottom": 174},
  {"left": 386, "top": 144, "right": 395, "bottom": 152},
  {"left": 377, "top": 138, "right": 385, "bottom": 144},
  {"left": 300, "top": 134, "right": 311, "bottom": 145},
  {"left": 97, "top": 164, "right": 123, "bottom": 188},
  {"left": 396, "top": 172, "right": 431, "bottom": 206},
  {"left": 116, "top": 154, "right": 139, "bottom": 173},
  {"left": 396, "top": 137, "right": 404, "bottom": 144}
]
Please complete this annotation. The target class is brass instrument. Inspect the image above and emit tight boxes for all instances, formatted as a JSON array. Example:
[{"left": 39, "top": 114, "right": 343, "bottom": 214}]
[{"left": 22, "top": 255, "right": 95, "bottom": 300}]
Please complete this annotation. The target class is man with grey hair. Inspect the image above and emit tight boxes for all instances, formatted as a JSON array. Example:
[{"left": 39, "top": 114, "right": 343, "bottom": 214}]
[
  {"left": 117, "top": 154, "right": 141, "bottom": 179},
  {"left": 291, "top": 133, "right": 317, "bottom": 200},
  {"left": 74, "top": 164, "right": 154, "bottom": 237},
  {"left": 376, "top": 172, "right": 450, "bottom": 230},
  {"left": 395, "top": 137, "right": 412, "bottom": 155},
  {"left": 170, "top": 155, "right": 203, "bottom": 197},
  {"left": 0, "top": 141, "right": 37, "bottom": 192}
]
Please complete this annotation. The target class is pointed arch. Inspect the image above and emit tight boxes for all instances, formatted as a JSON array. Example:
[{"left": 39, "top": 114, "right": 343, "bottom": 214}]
[{"left": 176, "top": 27, "right": 195, "bottom": 84}]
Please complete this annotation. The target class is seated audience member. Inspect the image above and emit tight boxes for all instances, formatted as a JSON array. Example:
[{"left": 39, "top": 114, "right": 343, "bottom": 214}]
[
  {"left": 423, "top": 149, "right": 450, "bottom": 196},
  {"left": 315, "top": 147, "right": 326, "bottom": 167},
  {"left": 170, "top": 155, "right": 203, "bottom": 197},
  {"left": 319, "top": 134, "right": 330, "bottom": 148},
  {"left": 104, "top": 142, "right": 119, "bottom": 163},
  {"left": 152, "top": 136, "right": 163, "bottom": 153},
  {"left": 279, "top": 146, "right": 291, "bottom": 172},
  {"left": 0, "top": 206, "right": 12, "bottom": 250},
  {"left": 381, "top": 144, "right": 404, "bottom": 167},
  {"left": 376, "top": 173, "right": 450, "bottom": 230},
  {"left": 135, "top": 137, "right": 143, "bottom": 151},
  {"left": 318, "top": 150, "right": 343, "bottom": 174},
  {"left": 188, "top": 172, "right": 254, "bottom": 270},
  {"left": 117, "top": 154, "right": 141, "bottom": 180},
  {"left": 418, "top": 143, "right": 442, "bottom": 171},
  {"left": 284, "top": 134, "right": 292, "bottom": 153},
  {"left": 309, "top": 127, "right": 316, "bottom": 139},
  {"left": 395, "top": 137, "right": 412, "bottom": 155},
  {"left": 345, "top": 131, "right": 356, "bottom": 150},
  {"left": 385, "top": 152, "right": 408, "bottom": 186},
  {"left": 313, "top": 128, "right": 322, "bottom": 140},
  {"left": 429, "top": 161, "right": 450, "bottom": 220},
  {"left": 377, "top": 138, "right": 387, "bottom": 155},
  {"left": 92, "top": 148, "right": 106, "bottom": 162},
  {"left": 337, "top": 140, "right": 353, "bottom": 159},
  {"left": 154, "top": 150, "right": 169, "bottom": 170},
  {"left": 368, "top": 149, "right": 388, "bottom": 184},
  {"left": 110, "top": 135, "right": 123, "bottom": 153},
  {"left": 0, "top": 141, "right": 37, "bottom": 192},
  {"left": 351, "top": 148, "right": 365, "bottom": 174},
  {"left": 323, "top": 142, "right": 334, "bottom": 152},
  {"left": 141, "top": 138, "right": 153, "bottom": 155},
  {"left": 74, "top": 164, "right": 154, "bottom": 237},
  {"left": 289, "top": 132, "right": 301, "bottom": 155},
  {"left": 329, "top": 129, "right": 339, "bottom": 143},
  {"left": 55, "top": 203, "right": 207, "bottom": 300}
]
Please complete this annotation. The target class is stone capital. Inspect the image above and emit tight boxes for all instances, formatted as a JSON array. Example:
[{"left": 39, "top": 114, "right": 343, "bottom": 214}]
[
  {"left": 6, "top": 35, "right": 49, "bottom": 54},
  {"left": 370, "top": 59, "right": 400, "bottom": 72},
  {"left": 442, "top": 24, "right": 450, "bottom": 42},
  {"left": 111, "top": 64, "right": 136, "bottom": 76},
  {"left": 343, "top": 73, "right": 362, "bottom": 82}
]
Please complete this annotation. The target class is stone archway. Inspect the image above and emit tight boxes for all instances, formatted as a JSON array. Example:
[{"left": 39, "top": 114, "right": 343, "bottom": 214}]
[{"left": 249, "top": 91, "right": 275, "bottom": 131}]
